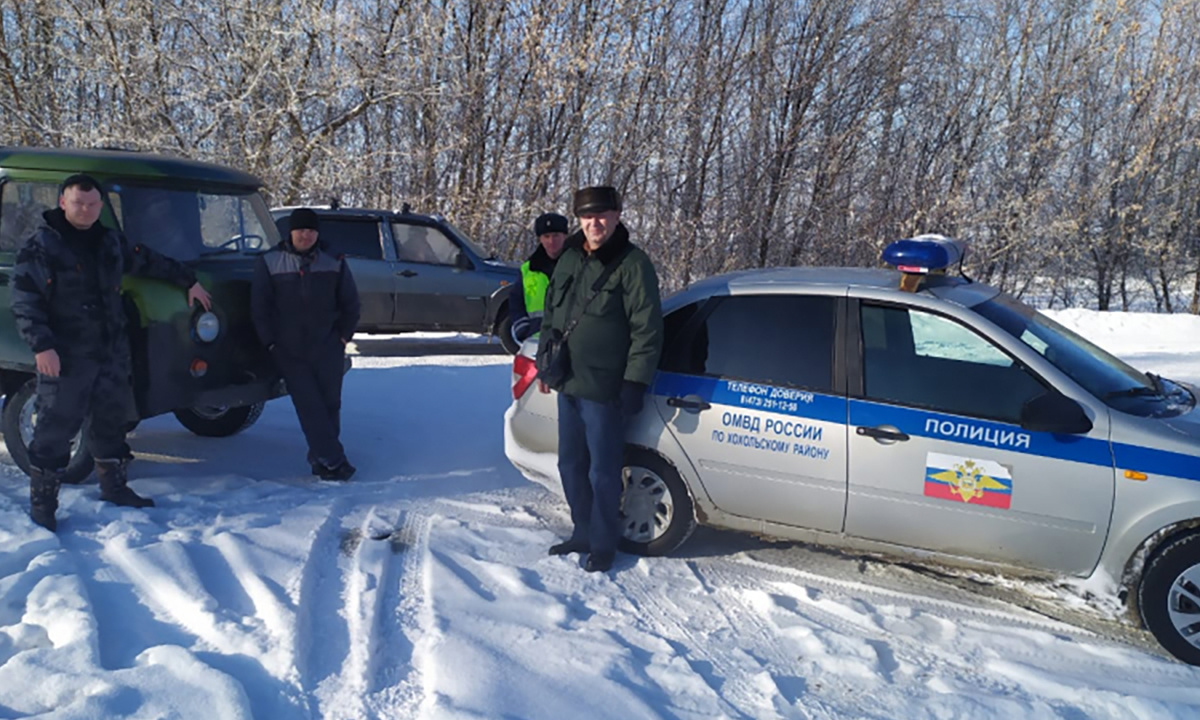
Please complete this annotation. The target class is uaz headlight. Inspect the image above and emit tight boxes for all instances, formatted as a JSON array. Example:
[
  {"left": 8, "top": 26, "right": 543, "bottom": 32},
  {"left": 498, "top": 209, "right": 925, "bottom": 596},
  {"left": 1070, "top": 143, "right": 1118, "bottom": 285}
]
[{"left": 194, "top": 311, "right": 221, "bottom": 343}]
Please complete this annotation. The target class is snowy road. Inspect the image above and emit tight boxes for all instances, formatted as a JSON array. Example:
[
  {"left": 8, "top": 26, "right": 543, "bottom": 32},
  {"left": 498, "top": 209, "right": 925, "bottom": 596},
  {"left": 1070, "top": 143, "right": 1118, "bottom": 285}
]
[{"left": 2, "top": 321, "right": 1200, "bottom": 719}]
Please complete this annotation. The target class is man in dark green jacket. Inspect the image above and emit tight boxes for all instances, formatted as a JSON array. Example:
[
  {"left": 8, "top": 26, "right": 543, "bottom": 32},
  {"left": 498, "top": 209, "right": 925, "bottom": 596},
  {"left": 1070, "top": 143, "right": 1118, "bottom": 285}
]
[{"left": 538, "top": 186, "right": 664, "bottom": 572}]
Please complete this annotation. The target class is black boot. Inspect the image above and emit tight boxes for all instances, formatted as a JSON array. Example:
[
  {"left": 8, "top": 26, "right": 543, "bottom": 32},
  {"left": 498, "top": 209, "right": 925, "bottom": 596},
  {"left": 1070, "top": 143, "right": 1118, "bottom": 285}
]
[
  {"left": 29, "top": 468, "right": 62, "bottom": 531},
  {"left": 95, "top": 458, "right": 155, "bottom": 509},
  {"left": 318, "top": 460, "right": 356, "bottom": 481},
  {"left": 549, "top": 538, "right": 589, "bottom": 556}
]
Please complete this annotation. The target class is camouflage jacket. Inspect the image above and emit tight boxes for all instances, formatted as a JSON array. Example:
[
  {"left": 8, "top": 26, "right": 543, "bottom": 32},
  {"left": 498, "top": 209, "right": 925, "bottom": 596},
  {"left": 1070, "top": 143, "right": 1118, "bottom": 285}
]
[{"left": 12, "top": 209, "right": 196, "bottom": 356}]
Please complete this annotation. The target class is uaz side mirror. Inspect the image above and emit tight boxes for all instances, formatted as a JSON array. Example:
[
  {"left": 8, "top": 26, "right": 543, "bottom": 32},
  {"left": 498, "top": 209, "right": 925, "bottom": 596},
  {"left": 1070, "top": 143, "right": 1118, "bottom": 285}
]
[
  {"left": 1020, "top": 392, "right": 1093, "bottom": 434},
  {"left": 455, "top": 251, "right": 473, "bottom": 270}
]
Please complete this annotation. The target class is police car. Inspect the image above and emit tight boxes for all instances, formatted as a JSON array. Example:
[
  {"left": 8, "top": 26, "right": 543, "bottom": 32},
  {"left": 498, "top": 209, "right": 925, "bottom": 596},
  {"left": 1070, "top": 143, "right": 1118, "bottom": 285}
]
[{"left": 503, "top": 235, "right": 1200, "bottom": 664}]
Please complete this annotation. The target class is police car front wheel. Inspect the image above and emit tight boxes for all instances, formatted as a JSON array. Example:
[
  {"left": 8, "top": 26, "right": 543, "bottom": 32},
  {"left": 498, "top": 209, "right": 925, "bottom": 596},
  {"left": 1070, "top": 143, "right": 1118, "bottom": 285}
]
[{"left": 1138, "top": 531, "right": 1200, "bottom": 665}]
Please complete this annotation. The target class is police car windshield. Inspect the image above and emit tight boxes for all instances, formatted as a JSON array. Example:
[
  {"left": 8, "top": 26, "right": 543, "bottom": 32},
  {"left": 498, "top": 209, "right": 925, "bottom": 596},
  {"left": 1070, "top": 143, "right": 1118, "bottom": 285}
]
[
  {"left": 974, "top": 293, "right": 1191, "bottom": 416},
  {"left": 108, "top": 183, "right": 278, "bottom": 261}
]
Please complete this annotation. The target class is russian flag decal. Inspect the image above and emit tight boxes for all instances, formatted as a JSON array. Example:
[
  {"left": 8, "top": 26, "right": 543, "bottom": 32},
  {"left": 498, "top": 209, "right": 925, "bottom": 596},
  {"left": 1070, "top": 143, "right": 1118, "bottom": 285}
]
[{"left": 924, "top": 452, "right": 1013, "bottom": 509}]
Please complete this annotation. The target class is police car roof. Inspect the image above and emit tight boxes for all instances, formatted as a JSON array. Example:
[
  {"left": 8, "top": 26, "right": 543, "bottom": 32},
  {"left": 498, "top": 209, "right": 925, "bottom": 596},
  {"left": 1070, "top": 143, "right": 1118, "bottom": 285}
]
[
  {"left": 666, "top": 266, "right": 994, "bottom": 310},
  {"left": 0, "top": 147, "right": 264, "bottom": 188}
]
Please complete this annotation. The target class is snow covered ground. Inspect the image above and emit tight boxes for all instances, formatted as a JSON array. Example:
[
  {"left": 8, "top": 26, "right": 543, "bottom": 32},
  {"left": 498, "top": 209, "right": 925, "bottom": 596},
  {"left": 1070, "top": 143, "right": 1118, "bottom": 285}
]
[{"left": 1, "top": 316, "right": 1200, "bottom": 719}]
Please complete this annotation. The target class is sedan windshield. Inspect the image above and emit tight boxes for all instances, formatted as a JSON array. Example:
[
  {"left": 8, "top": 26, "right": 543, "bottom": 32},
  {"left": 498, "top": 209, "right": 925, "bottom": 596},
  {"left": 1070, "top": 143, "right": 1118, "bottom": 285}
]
[
  {"left": 107, "top": 183, "right": 278, "bottom": 261},
  {"left": 974, "top": 293, "right": 1194, "bottom": 418}
]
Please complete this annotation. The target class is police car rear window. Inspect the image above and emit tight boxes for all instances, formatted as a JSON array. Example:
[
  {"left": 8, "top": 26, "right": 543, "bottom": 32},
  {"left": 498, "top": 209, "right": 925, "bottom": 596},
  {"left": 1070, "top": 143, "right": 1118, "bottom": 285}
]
[{"left": 663, "top": 295, "right": 835, "bottom": 393}]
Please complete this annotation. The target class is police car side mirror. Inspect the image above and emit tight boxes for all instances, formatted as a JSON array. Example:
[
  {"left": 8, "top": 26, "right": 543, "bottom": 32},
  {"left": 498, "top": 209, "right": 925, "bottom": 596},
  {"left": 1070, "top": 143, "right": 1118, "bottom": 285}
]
[
  {"left": 454, "top": 251, "right": 473, "bottom": 270},
  {"left": 1020, "top": 392, "right": 1093, "bottom": 435}
]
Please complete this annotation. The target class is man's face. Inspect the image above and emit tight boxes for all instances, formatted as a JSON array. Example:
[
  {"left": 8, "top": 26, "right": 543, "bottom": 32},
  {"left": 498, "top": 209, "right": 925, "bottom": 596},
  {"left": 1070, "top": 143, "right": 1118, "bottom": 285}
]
[
  {"left": 579, "top": 210, "right": 620, "bottom": 250},
  {"left": 59, "top": 185, "right": 103, "bottom": 230},
  {"left": 539, "top": 231, "right": 567, "bottom": 258},
  {"left": 291, "top": 228, "right": 319, "bottom": 252}
]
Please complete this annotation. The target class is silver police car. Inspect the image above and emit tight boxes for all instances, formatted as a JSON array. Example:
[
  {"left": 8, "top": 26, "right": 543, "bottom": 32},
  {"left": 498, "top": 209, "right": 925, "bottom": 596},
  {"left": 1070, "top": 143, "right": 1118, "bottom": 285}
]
[{"left": 504, "top": 235, "right": 1200, "bottom": 664}]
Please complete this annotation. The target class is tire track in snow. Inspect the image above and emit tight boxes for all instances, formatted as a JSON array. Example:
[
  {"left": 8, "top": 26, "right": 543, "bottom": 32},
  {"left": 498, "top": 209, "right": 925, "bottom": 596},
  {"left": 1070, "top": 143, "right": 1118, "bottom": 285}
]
[
  {"left": 303, "top": 505, "right": 432, "bottom": 720},
  {"left": 362, "top": 511, "right": 433, "bottom": 719},
  {"left": 721, "top": 554, "right": 1200, "bottom": 693},
  {"left": 293, "top": 497, "right": 353, "bottom": 715},
  {"left": 100, "top": 530, "right": 312, "bottom": 717},
  {"left": 615, "top": 558, "right": 823, "bottom": 719}
]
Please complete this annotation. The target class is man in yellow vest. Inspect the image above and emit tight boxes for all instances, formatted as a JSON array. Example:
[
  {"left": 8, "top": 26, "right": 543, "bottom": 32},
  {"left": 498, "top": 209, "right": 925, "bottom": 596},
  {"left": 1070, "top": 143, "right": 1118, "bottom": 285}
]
[{"left": 509, "top": 212, "right": 568, "bottom": 344}]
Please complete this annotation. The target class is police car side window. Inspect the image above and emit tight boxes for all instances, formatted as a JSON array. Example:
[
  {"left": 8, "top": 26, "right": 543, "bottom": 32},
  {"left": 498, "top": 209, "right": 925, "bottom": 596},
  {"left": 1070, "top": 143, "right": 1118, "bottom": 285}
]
[
  {"left": 663, "top": 295, "right": 835, "bottom": 393},
  {"left": 319, "top": 219, "right": 385, "bottom": 260},
  {"left": 860, "top": 304, "right": 1046, "bottom": 423},
  {"left": 0, "top": 181, "right": 58, "bottom": 254}
]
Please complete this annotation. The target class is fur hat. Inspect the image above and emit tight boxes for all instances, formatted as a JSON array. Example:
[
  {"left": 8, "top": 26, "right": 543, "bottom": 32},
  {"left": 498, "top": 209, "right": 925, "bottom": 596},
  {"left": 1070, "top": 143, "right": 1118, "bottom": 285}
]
[{"left": 572, "top": 186, "right": 622, "bottom": 216}]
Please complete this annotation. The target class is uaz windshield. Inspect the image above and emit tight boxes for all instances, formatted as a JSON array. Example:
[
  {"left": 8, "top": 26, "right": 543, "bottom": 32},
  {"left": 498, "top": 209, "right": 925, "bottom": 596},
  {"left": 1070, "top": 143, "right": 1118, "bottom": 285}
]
[{"left": 108, "top": 183, "right": 278, "bottom": 261}]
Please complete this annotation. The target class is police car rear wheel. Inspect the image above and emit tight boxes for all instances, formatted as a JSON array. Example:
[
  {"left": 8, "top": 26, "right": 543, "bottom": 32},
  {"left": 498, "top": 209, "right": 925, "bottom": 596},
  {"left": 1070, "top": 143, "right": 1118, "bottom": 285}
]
[
  {"left": 2, "top": 377, "right": 94, "bottom": 485},
  {"left": 173, "top": 402, "right": 264, "bottom": 437},
  {"left": 618, "top": 447, "right": 696, "bottom": 557},
  {"left": 1138, "top": 531, "right": 1200, "bottom": 665}
]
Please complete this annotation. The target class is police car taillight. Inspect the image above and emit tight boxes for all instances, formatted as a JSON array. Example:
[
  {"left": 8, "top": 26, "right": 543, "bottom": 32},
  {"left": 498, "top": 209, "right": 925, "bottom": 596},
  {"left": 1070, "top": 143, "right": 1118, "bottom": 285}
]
[
  {"left": 513, "top": 353, "right": 539, "bottom": 399},
  {"left": 881, "top": 234, "right": 966, "bottom": 291}
]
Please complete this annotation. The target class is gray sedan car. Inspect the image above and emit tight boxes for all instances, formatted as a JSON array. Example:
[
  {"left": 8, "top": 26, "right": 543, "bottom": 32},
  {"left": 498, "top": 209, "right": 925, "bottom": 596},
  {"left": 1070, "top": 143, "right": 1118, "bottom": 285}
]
[
  {"left": 272, "top": 206, "right": 521, "bottom": 351},
  {"left": 504, "top": 235, "right": 1200, "bottom": 664}
]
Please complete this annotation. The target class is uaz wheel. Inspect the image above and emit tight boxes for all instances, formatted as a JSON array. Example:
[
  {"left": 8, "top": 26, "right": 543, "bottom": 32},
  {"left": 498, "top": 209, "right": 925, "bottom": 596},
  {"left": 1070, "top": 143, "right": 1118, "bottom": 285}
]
[
  {"left": 618, "top": 447, "right": 696, "bottom": 556},
  {"left": 1138, "top": 531, "right": 1200, "bottom": 665},
  {"left": 2, "top": 377, "right": 94, "bottom": 485},
  {"left": 173, "top": 402, "right": 264, "bottom": 437}
]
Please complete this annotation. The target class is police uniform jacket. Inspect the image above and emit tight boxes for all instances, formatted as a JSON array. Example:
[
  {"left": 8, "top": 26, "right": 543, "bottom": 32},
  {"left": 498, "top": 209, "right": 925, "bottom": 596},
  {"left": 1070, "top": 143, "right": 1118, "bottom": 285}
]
[
  {"left": 12, "top": 209, "right": 196, "bottom": 360},
  {"left": 509, "top": 243, "right": 558, "bottom": 326},
  {"left": 539, "top": 224, "right": 664, "bottom": 402},
  {"left": 251, "top": 238, "right": 361, "bottom": 358}
]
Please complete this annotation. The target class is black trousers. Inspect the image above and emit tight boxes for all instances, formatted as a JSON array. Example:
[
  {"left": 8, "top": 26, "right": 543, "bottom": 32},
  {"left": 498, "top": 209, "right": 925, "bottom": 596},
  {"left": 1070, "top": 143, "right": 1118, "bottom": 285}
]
[
  {"left": 276, "top": 342, "right": 347, "bottom": 467},
  {"left": 30, "top": 353, "right": 135, "bottom": 471}
]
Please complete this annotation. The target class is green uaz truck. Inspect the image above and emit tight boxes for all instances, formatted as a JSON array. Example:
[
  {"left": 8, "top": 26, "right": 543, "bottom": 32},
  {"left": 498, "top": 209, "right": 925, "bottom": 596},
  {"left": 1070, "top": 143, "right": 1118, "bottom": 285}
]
[{"left": 0, "top": 147, "right": 288, "bottom": 483}]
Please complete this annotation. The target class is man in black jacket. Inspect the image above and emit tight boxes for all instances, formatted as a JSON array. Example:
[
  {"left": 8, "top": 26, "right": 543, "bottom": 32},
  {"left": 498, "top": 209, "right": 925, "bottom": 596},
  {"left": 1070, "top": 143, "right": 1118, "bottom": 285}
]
[
  {"left": 12, "top": 174, "right": 213, "bottom": 531},
  {"left": 252, "top": 208, "right": 361, "bottom": 480}
]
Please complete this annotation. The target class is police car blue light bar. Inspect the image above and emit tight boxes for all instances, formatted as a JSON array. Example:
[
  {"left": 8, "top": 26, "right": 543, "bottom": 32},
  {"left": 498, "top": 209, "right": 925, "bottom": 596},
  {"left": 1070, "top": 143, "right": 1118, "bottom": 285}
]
[{"left": 881, "top": 234, "right": 965, "bottom": 274}]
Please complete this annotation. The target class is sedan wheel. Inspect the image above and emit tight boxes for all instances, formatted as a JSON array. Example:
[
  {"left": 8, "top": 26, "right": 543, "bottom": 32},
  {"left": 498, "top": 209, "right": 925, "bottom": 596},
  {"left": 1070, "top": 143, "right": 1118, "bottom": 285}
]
[
  {"left": 618, "top": 447, "right": 696, "bottom": 556},
  {"left": 1139, "top": 532, "right": 1200, "bottom": 665}
]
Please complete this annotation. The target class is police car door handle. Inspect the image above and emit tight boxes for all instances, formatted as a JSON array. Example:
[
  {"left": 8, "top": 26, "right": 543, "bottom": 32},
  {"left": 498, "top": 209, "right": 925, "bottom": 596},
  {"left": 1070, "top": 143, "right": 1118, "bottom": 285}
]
[
  {"left": 396, "top": 269, "right": 418, "bottom": 278},
  {"left": 857, "top": 425, "right": 910, "bottom": 442},
  {"left": 667, "top": 396, "right": 711, "bottom": 412}
]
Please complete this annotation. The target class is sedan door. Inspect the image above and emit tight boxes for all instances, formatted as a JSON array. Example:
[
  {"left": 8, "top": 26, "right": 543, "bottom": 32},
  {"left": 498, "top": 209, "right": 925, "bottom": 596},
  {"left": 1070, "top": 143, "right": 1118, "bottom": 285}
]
[
  {"left": 389, "top": 221, "right": 489, "bottom": 331},
  {"left": 652, "top": 293, "right": 849, "bottom": 533},
  {"left": 844, "top": 297, "right": 1115, "bottom": 575}
]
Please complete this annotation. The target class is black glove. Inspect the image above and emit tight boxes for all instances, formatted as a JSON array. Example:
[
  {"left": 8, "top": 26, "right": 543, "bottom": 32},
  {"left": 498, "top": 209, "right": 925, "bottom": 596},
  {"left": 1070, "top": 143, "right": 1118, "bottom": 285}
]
[{"left": 620, "top": 380, "right": 647, "bottom": 416}]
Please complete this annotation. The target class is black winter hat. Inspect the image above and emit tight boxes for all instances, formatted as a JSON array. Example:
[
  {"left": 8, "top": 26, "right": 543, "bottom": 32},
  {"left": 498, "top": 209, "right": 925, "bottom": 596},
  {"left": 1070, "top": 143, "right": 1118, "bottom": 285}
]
[
  {"left": 533, "top": 212, "right": 569, "bottom": 236},
  {"left": 572, "top": 186, "right": 622, "bottom": 216},
  {"left": 289, "top": 207, "right": 320, "bottom": 232}
]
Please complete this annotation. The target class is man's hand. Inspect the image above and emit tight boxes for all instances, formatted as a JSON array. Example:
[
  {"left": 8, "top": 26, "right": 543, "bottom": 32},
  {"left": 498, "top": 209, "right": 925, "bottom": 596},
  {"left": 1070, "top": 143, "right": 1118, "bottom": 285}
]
[
  {"left": 188, "top": 282, "right": 213, "bottom": 311},
  {"left": 538, "top": 380, "right": 550, "bottom": 394},
  {"left": 35, "top": 349, "right": 60, "bottom": 378},
  {"left": 619, "top": 380, "right": 647, "bottom": 416}
]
